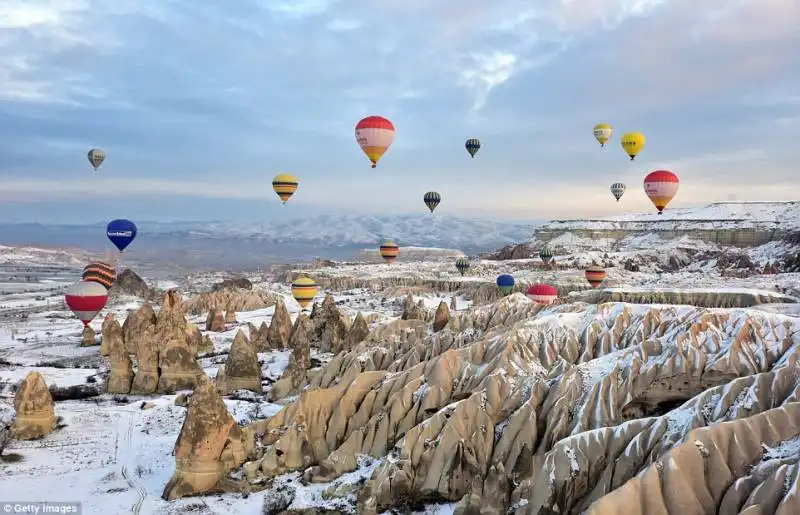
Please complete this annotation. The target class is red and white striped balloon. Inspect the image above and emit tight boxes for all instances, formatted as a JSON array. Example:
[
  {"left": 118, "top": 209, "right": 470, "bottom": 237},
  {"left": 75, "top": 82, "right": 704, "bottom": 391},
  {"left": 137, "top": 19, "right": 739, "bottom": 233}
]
[
  {"left": 65, "top": 280, "right": 108, "bottom": 326},
  {"left": 526, "top": 283, "right": 558, "bottom": 305}
]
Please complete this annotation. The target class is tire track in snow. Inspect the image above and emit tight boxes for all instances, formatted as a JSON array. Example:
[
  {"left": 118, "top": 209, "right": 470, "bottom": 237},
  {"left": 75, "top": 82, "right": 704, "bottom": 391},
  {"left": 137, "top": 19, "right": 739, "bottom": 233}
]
[{"left": 120, "top": 409, "right": 147, "bottom": 514}]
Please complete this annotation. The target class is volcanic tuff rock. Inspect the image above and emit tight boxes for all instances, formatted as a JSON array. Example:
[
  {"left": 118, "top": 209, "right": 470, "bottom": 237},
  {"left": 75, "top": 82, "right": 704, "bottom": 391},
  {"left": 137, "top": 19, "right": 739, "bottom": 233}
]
[
  {"left": 267, "top": 299, "right": 292, "bottom": 350},
  {"left": 184, "top": 288, "right": 277, "bottom": 315},
  {"left": 247, "top": 321, "right": 269, "bottom": 352},
  {"left": 122, "top": 303, "right": 157, "bottom": 354},
  {"left": 106, "top": 317, "right": 133, "bottom": 394},
  {"left": 11, "top": 372, "right": 56, "bottom": 440},
  {"left": 224, "top": 310, "right": 237, "bottom": 324},
  {"left": 215, "top": 330, "right": 261, "bottom": 394},
  {"left": 205, "top": 309, "right": 226, "bottom": 332},
  {"left": 268, "top": 313, "right": 313, "bottom": 401},
  {"left": 211, "top": 276, "right": 252, "bottom": 292},
  {"left": 81, "top": 325, "right": 96, "bottom": 347},
  {"left": 576, "top": 288, "right": 797, "bottom": 308},
  {"left": 109, "top": 268, "right": 150, "bottom": 298},
  {"left": 100, "top": 313, "right": 117, "bottom": 356},
  {"left": 163, "top": 293, "right": 800, "bottom": 512},
  {"left": 433, "top": 300, "right": 450, "bottom": 332}
]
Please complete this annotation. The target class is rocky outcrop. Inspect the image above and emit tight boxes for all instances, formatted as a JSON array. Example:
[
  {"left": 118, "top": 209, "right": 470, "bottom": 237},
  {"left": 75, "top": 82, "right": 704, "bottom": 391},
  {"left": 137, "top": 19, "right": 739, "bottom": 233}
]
[
  {"left": 11, "top": 372, "right": 56, "bottom": 440},
  {"left": 215, "top": 330, "right": 261, "bottom": 394},
  {"left": 100, "top": 313, "right": 118, "bottom": 356},
  {"left": 184, "top": 289, "right": 277, "bottom": 315},
  {"left": 110, "top": 269, "right": 150, "bottom": 298},
  {"left": 162, "top": 296, "right": 800, "bottom": 512},
  {"left": 162, "top": 375, "right": 252, "bottom": 500},
  {"left": 205, "top": 309, "right": 226, "bottom": 332},
  {"left": 268, "top": 313, "right": 313, "bottom": 401},
  {"left": 342, "top": 312, "right": 369, "bottom": 352},
  {"left": 247, "top": 322, "right": 269, "bottom": 352},
  {"left": 224, "top": 310, "right": 237, "bottom": 325},
  {"left": 577, "top": 288, "right": 797, "bottom": 308},
  {"left": 211, "top": 276, "right": 252, "bottom": 292},
  {"left": 122, "top": 303, "right": 157, "bottom": 354},
  {"left": 432, "top": 301, "right": 450, "bottom": 332},
  {"left": 131, "top": 325, "right": 159, "bottom": 394},
  {"left": 81, "top": 325, "right": 96, "bottom": 347},
  {"left": 106, "top": 317, "right": 134, "bottom": 394},
  {"left": 267, "top": 300, "right": 292, "bottom": 350}
]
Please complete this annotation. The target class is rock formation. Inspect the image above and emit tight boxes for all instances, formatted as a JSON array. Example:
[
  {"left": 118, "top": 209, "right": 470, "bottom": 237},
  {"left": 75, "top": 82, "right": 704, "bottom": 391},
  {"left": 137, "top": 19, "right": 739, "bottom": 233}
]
[
  {"left": 205, "top": 309, "right": 226, "bottom": 332},
  {"left": 224, "top": 310, "right": 237, "bottom": 324},
  {"left": 131, "top": 325, "right": 159, "bottom": 394},
  {"left": 211, "top": 276, "right": 252, "bottom": 292},
  {"left": 268, "top": 313, "right": 313, "bottom": 401},
  {"left": 342, "top": 312, "right": 369, "bottom": 352},
  {"left": 122, "top": 303, "right": 157, "bottom": 354},
  {"left": 199, "top": 334, "right": 214, "bottom": 354},
  {"left": 81, "top": 325, "right": 96, "bottom": 347},
  {"left": 162, "top": 294, "right": 800, "bottom": 513},
  {"left": 215, "top": 330, "right": 261, "bottom": 394},
  {"left": 267, "top": 300, "right": 292, "bottom": 350},
  {"left": 100, "top": 313, "right": 118, "bottom": 356},
  {"left": 157, "top": 322, "right": 204, "bottom": 394},
  {"left": 110, "top": 269, "right": 150, "bottom": 298},
  {"left": 11, "top": 372, "right": 56, "bottom": 440},
  {"left": 106, "top": 317, "right": 134, "bottom": 394},
  {"left": 579, "top": 288, "right": 797, "bottom": 308},
  {"left": 162, "top": 375, "right": 252, "bottom": 500},
  {"left": 247, "top": 322, "right": 269, "bottom": 352},
  {"left": 432, "top": 300, "right": 450, "bottom": 332},
  {"left": 184, "top": 289, "right": 277, "bottom": 315}
]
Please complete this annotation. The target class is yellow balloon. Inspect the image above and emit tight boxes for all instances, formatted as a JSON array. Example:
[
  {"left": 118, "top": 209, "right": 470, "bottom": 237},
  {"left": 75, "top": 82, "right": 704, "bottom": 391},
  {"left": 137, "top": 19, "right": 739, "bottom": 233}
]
[
  {"left": 272, "top": 173, "right": 298, "bottom": 204},
  {"left": 593, "top": 123, "right": 612, "bottom": 147},
  {"left": 620, "top": 132, "right": 646, "bottom": 160},
  {"left": 291, "top": 276, "right": 318, "bottom": 310}
]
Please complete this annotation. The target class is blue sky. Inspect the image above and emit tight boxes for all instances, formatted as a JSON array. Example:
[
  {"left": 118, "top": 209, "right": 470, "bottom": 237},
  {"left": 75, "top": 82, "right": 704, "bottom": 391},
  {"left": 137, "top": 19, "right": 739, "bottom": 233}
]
[{"left": 0, "top": 0, "right": 798, "bottom": 224}]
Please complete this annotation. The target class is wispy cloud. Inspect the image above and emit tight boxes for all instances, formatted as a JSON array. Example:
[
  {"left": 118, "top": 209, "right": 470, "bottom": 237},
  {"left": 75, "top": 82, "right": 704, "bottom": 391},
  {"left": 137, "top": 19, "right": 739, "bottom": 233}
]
[{"left": 0, "top": 0, "right": 796, "bottom": 223}]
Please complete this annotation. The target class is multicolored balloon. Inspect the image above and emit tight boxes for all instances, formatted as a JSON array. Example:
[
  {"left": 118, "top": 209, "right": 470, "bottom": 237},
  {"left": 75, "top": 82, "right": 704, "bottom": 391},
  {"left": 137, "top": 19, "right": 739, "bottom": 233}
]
[
  {"left": 643, "top": 170, "right": 679, "bottom": 214},
  {"left": 621, "top": 132, "right": 646, "bottom": 160},
  {"left": 585, "top": 266, "right": 607, "bottom": 288},
  {"left": 355, "top": 116, "right": 395, "bottom": 168},
  {"left": 539, "top": 246, "right": 553, "bottom": 265},
  {"left": 610, "top": 182, "right": 626, "bottom": 202},
  {"left": 496, "top": 274, "right": 515, "bottom": 296},
  {"left": 106, "top": 219, "right": 137, "bottom": 252},
  {"left": 379, "top": 240, "right": 400, "bottom": 264},
  {"left": 272, "top": 173, "right": 298, "bottom": 204},
  {"left": 593, "top": 124, "right": 612, "bottom": 147},
  {"left": 526, "top": 284, "right": 558, "bottom": 305},
  {"left": 423, "top": 191, "right": 441, "bottom": 213},
  {"left": 465, "top": 138, "right": 481, "bottom": 158},
  {"left": 87, "top": 148, "right": 105, "bottom": 170},
  {"left": 82, "top": 261, "right": 116, "bottom": 289},
  {"left": 455, "top": 257, "right": 469, "bottom": 276},
  {"left": 291, "top": 276, "right": 318, "bottom": 310},
  {"left": 65, "top": 281, "right": 108, "bottom": 326}
]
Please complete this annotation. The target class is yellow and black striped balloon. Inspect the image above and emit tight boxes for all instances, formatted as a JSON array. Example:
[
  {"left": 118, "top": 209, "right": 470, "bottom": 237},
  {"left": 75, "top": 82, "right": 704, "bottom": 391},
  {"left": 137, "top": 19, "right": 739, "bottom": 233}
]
[
  {"left": 272, "top": 173, "right": 299, "bottom": 204},
  {"left": 82, "top": 261, "right": 116, "bottom": 289},
  {"left": 379, "top": 240, "right": 400, "bottom": 264},
  {"left": 291, "top": 276, "right": 318, "bottom": 310}
]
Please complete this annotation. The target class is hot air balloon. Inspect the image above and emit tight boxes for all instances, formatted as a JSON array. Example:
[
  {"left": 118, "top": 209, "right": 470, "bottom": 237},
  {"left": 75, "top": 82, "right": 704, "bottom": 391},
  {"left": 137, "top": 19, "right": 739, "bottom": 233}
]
[
  {"left": 379, "top": 240, "right": 400, "bottom": 264},
  {"left": 610, "top": 182, "right": 626, "bottom": 202},
  {"left": 643, "top": 170, "right": 679, "bottom": 214},
  {"left": 106, "top": 219, "right": 137, "bottom": 252},
  {"left": 455, "top": 257, "right": 470, "bottom": 276},
  {"left": 65, "top": 280, "right": 108, "bottom": 326},
  {"left": 585, "top": 266, "right": 607, "bottom": 288},
  {"left": 465, "top": 138, "right": 481, "bottom": 158},
  {"left": 593, "top": 124, "right": 612, "bottom": 147},
  {"left": 291, "top": 276, "right": 318, "bottom": 310},
  {"left": 526, "top": 284, "right": 558, "bottom": 305},
  {"left": 496, "top": 274, "right": 515, "bottom": 296},
  {"left": 87, "top": 148, "right": 106, "bottom": 170},
  {"left": 272, "top": 173, "right": 298, "bottom": 204},
  {"left": 82, "top": 261, "right": 116, "bottom": 289},
  {"left": 423, "top": 191, "right": 441, "bottom": 213},
  {"left": 355, "top": 116, "right": 395, "bottom": 168},
  {"left": 539, "top": 246, "right": 553, "bottom": 265},
  {"left": 621, "top": 132, "right": 645, "bottom": 160}
]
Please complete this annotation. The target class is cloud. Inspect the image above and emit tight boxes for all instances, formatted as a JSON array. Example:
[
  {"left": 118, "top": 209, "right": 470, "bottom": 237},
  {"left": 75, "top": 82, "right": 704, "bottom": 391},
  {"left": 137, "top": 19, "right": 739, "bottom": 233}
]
[{"left": 0, "top": 0, "right": 796, "bottom": 224}]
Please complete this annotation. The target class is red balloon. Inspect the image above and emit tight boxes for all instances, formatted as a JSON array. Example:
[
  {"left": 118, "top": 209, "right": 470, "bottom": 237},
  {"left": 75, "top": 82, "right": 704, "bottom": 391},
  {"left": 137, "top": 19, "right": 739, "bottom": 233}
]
[
  {"left": 65, "top": 280, "right": 108, "bottom": 326},
  {"left": 526, "top": 284, "right": 558, "bottom": 304},
  {"left": 643, "top": 170, "right": 679, "bottom": 214}
]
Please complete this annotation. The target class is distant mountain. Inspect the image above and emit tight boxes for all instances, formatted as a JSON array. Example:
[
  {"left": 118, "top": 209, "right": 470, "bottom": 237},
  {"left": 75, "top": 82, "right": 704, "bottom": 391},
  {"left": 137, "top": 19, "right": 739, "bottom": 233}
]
[{"left": 0, "top": 214, "right": 539, "bottom": 270}]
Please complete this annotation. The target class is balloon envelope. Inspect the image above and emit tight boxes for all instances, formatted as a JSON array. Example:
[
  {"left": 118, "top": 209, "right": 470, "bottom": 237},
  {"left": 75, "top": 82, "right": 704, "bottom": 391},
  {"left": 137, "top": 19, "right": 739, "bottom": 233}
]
[
  {"left": 87, "top": 148, "right": 105, "bottom": 170},
  {"left": 585, "top": 266, "right": 606, "bottom": 288},
  {"left": 526, "top": 284, "right": 558, "bottom": 305},
  {"left": 610, "top": 182, "right": 626, "bottom": 202},
  {"left": 65, "top": 280, "right": 108, "bottom": 326},
  {"left": 272, "top": 173, "right": 298, "bottom": 204},
  {"left": 423, "top": 191, "right": 441, "bottom": 213},
  {"left": 82, "top": 261, "right": 116, "bottom": 289},
  {"left": 465, "top": 138, "right": 481, "bottom": 157},
  {"left": 291, "top": 277, "right": 318, "bottom": 310},
  {"left": 379, "top": 240, "right": 400, "bottom": 264},
  {"left": 620, "top": 132, "right": 646, "bottom": 160},
  {"left": 643, "top": 170, "right": 679, "bottom": 214},
  {"left": 106, "top": 219, "right": 137, "bottom": 252},
  {"left": 539, "top": 246, "right": 553, "bottom": 264},
  {"left": 593, "top": 124, "right": 612, "bottom": 147},
  {"left": 355, "top": 116, "right": 395, "bottom": 168},
  {"left": 455, "top": 257, "right": 469, "bottom": 276},
  {"left": 496, "top": 274, "right": 515, "bottom": 295}
]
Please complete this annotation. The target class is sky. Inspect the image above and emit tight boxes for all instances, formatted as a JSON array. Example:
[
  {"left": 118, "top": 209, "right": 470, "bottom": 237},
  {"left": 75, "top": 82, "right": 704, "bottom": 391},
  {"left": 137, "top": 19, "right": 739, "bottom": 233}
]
[{"left": 0, "top": 0, "right": 798, "bottom": 224}]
